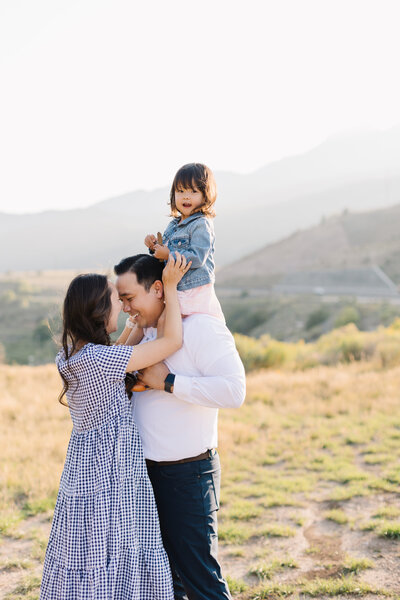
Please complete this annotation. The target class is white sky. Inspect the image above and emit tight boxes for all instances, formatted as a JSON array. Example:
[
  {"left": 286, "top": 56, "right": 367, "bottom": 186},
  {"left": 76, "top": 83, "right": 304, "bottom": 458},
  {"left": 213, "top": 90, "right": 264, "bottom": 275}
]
[{"left": 1, "top": 0, "right": 399, "bottom": 214}]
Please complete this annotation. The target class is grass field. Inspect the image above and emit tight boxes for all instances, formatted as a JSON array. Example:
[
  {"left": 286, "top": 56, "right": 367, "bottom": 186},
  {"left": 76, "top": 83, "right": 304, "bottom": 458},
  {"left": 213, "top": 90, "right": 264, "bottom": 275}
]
[{"left": 1, "top": 362, "right": 400, "bottom": 599}]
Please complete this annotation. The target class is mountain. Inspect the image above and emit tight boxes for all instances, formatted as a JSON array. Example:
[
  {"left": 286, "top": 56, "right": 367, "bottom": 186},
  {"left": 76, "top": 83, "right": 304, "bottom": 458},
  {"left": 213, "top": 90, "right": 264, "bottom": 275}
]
[
  {"left": 1, "top": 127, "right": 400, "bottom": 272},
  {"left": 216, "top": 202, "right": 400, "bottom": 288}
]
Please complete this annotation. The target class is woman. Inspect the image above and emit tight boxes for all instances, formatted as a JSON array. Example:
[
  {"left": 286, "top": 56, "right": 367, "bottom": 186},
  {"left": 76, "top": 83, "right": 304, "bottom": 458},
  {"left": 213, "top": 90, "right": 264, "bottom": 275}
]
[{"left": 40, "top": 253, "right": 190, "bottom": 600}]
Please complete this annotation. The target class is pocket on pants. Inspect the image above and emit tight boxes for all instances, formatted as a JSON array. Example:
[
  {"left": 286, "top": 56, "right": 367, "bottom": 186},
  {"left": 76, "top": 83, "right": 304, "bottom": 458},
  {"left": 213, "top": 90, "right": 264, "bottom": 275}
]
[
  {"left": 168, "top": 469, "right": 220, "bottom": 516},
  {"left": 201, "top": 471, "right": 220, "bottom": 514}
]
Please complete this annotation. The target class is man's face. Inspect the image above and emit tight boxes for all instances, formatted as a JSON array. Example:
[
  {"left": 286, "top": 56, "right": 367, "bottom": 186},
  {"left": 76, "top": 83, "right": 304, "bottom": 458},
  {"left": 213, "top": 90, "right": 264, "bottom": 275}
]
[{"left": 116, "top": 271, "right": 164, "bottom": 329}]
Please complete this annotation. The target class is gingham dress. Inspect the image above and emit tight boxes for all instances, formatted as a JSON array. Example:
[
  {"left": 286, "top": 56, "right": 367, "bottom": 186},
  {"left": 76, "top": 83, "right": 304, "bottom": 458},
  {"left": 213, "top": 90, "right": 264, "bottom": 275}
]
[{"left": 40, "top": 343, "right": 173, "bottom": 600}]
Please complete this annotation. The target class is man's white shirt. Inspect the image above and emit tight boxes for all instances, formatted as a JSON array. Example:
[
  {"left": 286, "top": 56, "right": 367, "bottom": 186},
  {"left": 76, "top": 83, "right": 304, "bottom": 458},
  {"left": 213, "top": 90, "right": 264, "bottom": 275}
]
[{"left": 132, "top": 314, "right": 246, "bottom": 461}]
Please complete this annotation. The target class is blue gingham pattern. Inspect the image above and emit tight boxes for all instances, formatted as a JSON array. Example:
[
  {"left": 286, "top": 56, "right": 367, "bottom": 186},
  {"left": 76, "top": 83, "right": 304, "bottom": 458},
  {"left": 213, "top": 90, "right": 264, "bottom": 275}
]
[{"left": 40, "top": 343, "right": 173, "bottom": 600}]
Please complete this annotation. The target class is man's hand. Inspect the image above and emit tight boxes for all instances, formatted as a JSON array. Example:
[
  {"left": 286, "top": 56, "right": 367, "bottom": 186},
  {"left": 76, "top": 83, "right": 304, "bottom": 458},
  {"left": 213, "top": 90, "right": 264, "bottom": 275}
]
[
  {"left": 136, "top": 362, "right": 170, "bottom": 391},
  {"left": 153, "top": 244, "right": 170, "bottom": 261},
  {"left": 144, "top": 234, "right": 157, "bottom": 250}
]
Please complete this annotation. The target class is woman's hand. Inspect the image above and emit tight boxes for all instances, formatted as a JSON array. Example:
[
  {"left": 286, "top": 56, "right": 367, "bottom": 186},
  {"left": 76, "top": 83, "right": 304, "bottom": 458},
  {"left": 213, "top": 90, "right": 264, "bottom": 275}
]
[{"left": 162, "top": 252, "right": 191, "bottom": 287}]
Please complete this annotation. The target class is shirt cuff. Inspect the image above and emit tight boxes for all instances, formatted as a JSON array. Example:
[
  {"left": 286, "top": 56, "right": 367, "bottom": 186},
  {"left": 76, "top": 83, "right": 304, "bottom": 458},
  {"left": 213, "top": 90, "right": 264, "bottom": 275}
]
[{"left": 172, "top": 374, "right": 192, "bottom": 400}]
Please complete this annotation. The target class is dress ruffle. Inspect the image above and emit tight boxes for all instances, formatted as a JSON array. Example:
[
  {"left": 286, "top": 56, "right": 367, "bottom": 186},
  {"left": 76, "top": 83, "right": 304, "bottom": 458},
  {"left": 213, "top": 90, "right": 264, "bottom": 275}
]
[{"left": 41, "top": 547, "right": 173, "bottom": 600}]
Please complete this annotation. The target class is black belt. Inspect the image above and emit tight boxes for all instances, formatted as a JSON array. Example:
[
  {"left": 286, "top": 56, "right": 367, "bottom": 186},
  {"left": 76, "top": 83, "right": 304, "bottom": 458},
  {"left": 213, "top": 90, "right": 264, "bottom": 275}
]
[{"left": 145, "top": 448, "right": 217, "bottom": 467}]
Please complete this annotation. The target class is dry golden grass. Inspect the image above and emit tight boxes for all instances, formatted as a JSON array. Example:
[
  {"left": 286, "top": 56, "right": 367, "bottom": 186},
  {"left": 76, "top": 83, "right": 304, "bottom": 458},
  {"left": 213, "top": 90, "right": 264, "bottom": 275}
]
[
  {"left": 0, "top": 365, "right": 71, "bottom": 530},
  {"left": 2, "top": 362, "right": 400, "bottom": 599}
]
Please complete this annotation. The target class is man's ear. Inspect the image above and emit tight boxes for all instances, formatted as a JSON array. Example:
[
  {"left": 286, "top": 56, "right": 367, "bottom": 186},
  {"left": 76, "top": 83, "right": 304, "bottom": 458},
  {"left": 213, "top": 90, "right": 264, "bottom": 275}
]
[{"left": 151, "top": 280, "right": 164, "bottom": 299}]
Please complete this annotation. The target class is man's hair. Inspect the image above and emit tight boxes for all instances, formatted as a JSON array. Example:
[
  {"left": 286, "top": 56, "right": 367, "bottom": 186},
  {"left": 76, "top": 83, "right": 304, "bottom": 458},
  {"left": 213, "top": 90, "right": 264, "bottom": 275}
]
[{"left": 114, "top": 254, "right": 164, "bottom": 291}]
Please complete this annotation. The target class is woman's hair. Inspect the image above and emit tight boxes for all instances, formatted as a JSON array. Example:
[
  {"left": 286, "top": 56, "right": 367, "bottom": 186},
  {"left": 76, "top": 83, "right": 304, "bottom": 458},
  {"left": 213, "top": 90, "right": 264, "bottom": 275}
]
[
  {"left": 58, "top": 273, "right": 112, "bottom": 405},
  {"left": 169, "top": 163, "right": 217, "bottom": 218}
]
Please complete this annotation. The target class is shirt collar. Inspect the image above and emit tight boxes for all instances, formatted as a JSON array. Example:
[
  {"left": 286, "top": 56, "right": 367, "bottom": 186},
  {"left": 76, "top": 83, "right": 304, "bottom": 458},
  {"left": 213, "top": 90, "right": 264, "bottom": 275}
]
[{"left": 174, "top": 212, "right": 203, "bottom": 227}]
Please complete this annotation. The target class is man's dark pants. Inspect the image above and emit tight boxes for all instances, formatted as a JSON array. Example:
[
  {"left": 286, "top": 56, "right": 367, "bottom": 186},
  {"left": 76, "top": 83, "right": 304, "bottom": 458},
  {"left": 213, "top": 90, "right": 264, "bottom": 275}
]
[{"left": 146, "top": 451, "right": 231, "bottom": 600}]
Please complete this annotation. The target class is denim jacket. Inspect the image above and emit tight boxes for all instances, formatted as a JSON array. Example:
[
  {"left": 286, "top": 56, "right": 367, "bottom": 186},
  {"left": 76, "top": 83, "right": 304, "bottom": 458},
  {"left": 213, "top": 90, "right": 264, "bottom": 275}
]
[{"left": 162, "top": 213, "right": 215, "bottom": 291}]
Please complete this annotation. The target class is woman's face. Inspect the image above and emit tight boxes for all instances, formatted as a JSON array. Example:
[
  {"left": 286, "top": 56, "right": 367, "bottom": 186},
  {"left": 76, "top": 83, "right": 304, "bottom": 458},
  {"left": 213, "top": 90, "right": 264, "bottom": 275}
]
[{"left": 106, "top": 282, "right": 122, "bottom": 333}]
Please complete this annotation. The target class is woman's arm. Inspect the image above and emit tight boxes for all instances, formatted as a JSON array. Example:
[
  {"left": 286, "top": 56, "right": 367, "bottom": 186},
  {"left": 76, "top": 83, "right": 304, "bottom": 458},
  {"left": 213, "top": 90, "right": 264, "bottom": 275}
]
[
  {"left": 125, "top": 252, "right": 190, "bottom": 373},
  {"left": 116, "top": 317, "right": 144, "bottom": 346}
]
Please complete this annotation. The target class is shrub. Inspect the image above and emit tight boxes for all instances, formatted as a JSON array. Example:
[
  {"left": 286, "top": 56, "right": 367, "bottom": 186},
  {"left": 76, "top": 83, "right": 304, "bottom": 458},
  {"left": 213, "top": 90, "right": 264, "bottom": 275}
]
[
  {"left": 306, "top": 308, "right": 330, "bottom": 330},
  {"left": 334, "top": 306, "right": 361, "bottom": 328}
]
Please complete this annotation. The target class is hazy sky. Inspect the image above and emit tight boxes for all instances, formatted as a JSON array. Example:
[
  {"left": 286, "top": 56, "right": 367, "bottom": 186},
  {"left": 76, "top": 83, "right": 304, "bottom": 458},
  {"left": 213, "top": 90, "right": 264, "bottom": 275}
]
[{"left": 1, "top": 0, "right": 399, "bottom": 214}]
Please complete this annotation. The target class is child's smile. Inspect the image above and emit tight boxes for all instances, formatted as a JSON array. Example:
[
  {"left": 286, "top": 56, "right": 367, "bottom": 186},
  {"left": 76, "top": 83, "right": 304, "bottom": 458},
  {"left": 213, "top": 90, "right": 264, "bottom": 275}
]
[{"left": 175, "top": 186, "right": 204, "bottom": 220}]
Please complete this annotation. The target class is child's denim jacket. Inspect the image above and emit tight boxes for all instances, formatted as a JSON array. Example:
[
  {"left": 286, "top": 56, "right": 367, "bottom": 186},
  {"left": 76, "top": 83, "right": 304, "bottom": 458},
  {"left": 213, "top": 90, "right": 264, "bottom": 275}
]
[{"left": 162, "top": 213, "right": 215, "bottom": 291}]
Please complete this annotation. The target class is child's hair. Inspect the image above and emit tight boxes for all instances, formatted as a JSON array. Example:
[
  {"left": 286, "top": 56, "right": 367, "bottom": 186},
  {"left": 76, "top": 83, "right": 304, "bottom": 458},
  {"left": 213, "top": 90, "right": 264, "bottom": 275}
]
[
  {"left": 169, "top": 163, "right": 216, "bottom": 218},
  {"left": 59, "top": 273, "right": 111, "bottom": 405}
]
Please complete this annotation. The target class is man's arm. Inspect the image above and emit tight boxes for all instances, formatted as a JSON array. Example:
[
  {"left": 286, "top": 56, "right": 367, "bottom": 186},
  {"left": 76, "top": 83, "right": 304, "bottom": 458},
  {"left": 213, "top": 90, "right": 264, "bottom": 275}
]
[{"left": 137, "top": 317, "right": 246, "bottom": 409}]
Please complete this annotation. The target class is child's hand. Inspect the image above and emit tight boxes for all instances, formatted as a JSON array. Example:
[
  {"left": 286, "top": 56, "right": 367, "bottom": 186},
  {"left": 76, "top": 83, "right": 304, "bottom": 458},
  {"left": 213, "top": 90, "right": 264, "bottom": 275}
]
[
  {"left": 153, "top": 244, "right": 170, "bottom": 261},
  {"left": 144, "top": 234, "right": 157, "bottom": 250}
]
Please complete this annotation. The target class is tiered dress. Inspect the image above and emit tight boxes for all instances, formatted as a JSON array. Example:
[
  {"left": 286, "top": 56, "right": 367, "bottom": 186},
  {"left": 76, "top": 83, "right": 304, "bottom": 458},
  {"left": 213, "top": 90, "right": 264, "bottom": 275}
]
[{"left": 40, "top": 343, "right": 173, "bottom": 600}]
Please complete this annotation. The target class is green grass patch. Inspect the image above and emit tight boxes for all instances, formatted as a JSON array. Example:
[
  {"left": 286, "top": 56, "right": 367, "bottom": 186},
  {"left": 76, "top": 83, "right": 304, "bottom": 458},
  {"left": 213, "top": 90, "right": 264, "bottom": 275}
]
[
  {"left": 250, "top": 576, "right": 381, "bottom": 598},
  {"left": 359, "top": 520, "right": 378, "bottom": 531},
  {"left": 367, "top": 478, "right": 399, "bottom": 493},
  {"left": 342, "top": 555, "right": 375, "bottom": 574},
  {"left": 328, "top": 482, "right": 369, "bottom": 501},
  {"left": 0, "top": 558, "right": 32, "bottom": 571},
  {"left": 363, "top": 454, "right": 391, "bottom": 465},
  {"left": 0, "top": 511, "right": 23, "bottom": 536},
  {"left": 225, "top": 575, "right": 248, "bottom": 595},
  {"left": 378, "top": 521, "right": 400, "bottom": 539},
  {"left": 383, "top": 467, "right": 400, "bottom": 485},
  {"left": 4, "top": 574, "right": 41, "bottom": 600},
  {"left": 22, "top": 496, "right": 56, "bottom": 518},
  {"left": 226, "top": 500, "right": 263, "bottom": 521},
  {"left": 249, "top": 557, "right": 298, "bottom": 580},
  {"left": 261, "top": 524, "right": 296, "bottom": 538},
  {"left": 27, "top": 529, "right": 50, "bottom": 562},
  {"left": 290, "top": 513, "right": 305, "bottom": 526},
  {"left": 260, "top": 492, "right": 302, "bottom": 508},
  {"left": 300, "top": 575, "right": 381, "bottom": 596},
  {"left": 218, "top": 522, "right": 254, "bottom": 544},
  {"left": 373, "top": 505, "right": 400, "bottom": 519},
  {"left": 324, "top": 509, "right": 349, "bottom": 524},
  {"left": 326, "top": 465, "right": 368, "bottom": 484}
]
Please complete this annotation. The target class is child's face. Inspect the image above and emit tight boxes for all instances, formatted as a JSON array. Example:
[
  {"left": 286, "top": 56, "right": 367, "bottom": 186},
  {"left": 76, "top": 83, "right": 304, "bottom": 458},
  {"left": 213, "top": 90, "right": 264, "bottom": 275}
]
[{"left": 174, "top": 184, "right": 204, "bottom": 219}]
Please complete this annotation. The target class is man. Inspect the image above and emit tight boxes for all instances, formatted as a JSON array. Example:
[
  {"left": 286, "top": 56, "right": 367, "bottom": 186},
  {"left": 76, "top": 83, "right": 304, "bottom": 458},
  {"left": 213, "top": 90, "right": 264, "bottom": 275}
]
[{"left": 115, "top": 254, "right": 246, "bottom": 600}]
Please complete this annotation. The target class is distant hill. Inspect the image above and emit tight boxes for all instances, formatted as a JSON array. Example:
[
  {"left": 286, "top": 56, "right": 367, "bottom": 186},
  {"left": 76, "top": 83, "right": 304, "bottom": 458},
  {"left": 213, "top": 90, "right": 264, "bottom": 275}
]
[
  {"left": 1, "top": 127, "right": 400, "bottom": 272},
  {"left": 216, "top": 202, "right": 400, "bottom": 288}
]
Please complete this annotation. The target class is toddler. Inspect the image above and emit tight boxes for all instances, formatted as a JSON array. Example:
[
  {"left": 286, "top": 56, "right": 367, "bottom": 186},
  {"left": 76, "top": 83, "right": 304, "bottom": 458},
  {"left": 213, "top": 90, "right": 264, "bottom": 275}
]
[{"left": 145, "top": 163, "right": 224, "bottom": 321}]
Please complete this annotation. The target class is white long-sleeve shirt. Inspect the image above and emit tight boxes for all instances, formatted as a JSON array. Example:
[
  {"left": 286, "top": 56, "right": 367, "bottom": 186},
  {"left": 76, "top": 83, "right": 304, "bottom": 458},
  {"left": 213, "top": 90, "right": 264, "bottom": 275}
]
[{"left": 133, "top": 314, "right": 246, "bottom": 461}]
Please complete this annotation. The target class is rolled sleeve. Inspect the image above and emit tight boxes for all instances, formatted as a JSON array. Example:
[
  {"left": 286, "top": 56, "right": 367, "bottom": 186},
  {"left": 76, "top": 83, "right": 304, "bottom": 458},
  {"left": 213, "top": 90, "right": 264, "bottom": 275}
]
[{"left": 171, "top": 317, "right": 246, "bottom": 409}]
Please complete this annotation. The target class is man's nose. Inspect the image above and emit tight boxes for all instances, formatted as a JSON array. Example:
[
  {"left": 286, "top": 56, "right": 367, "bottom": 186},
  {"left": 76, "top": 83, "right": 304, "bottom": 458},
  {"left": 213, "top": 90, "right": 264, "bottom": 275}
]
[{"left": 122, "top": 303, "right": 130, "bottom": 313}]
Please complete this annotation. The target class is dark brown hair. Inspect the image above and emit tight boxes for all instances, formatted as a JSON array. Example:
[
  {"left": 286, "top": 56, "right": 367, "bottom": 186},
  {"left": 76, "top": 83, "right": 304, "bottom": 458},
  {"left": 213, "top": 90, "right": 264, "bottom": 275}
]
[
  {"left": 114, "top": 254, "right": 164, "bottom": 290},
  {"left": 58, "top": 274, "right": 112, "bottom": 405},
  {"left": 169, "top": 163, "right": 217, "bottom": 218}
]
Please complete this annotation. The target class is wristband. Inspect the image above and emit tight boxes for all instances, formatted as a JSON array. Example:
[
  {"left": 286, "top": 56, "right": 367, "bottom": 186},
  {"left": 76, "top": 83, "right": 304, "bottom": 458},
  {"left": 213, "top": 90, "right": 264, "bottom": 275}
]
[
  {"left": 125, "top": 317, "right": 136, "bottom": 329},
  {"left": 164, "top": 373, "right": 175, "bottom": 393}
]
